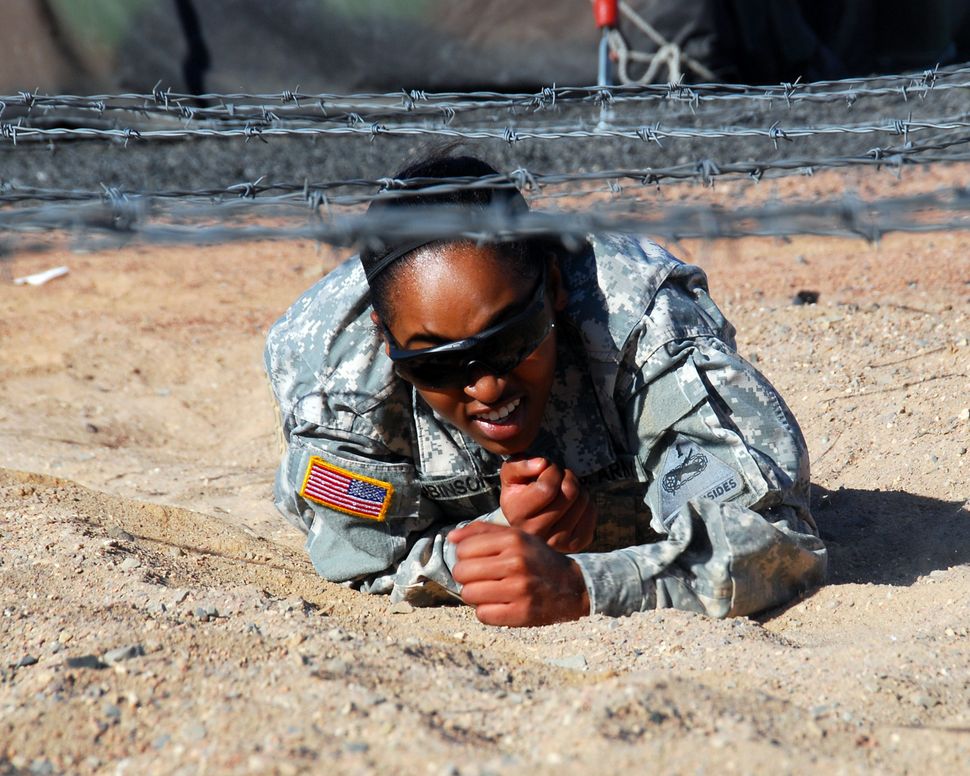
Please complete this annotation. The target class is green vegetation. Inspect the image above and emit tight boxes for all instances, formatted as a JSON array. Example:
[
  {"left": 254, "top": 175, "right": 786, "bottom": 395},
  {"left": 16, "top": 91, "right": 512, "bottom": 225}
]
[{"left": 49, "top": 0, "right": 153, "bottom": 50}]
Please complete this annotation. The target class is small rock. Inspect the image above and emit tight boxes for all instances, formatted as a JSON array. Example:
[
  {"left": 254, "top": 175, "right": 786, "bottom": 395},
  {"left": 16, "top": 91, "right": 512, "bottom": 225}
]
[
  {"left": 910, "top": 692, "right": 936, "bottom": 708},
  {"left": 103, "top": 644, "right": 144, "bottom": 664},
  {"left": 204, "top": 605, "right": 219, "bottom": 618},
  {"left": 344, "top": 742, "right": 369, "bottom": 754},
  {"left": 959, "top": 408, "right": 970, "bottom": 422},
  {"left": 107, "top": 526, "right": 134, "bottom": 542},
  {"left": 810, "top": 704, "right": 832, "bottom": 720},
  {"left": 172, "top": 590, "right": 189, "bottom": 605},
  {"left": 546, "top": 654, "right": 588, "bottom": 671},
  {"left": 792, "top": 290, "right": 820, "bottom": 306},
  {"left": 169, "top": 546, "right": 185, "bottom": 558},
  {"left": 14, "top": 655, "right": 38, "bottom": 668},
  {"left": 321, "top": 658, "right": 349, "bottom": 675},
  {"left": 194, "top": 607, "right": 210, "bottom": 622},
  {"left": 389, "top": 601, "right": 414, "bottom": 615},
  {"left": 152, "top": 734, "right": 170, "bottom": 750},
  {"left": 119, "top": 556, "right": 141, "bottom": 571},
  {"left": 103, "top": 703, "right": 122, "bottom": 721},
  {"left": 184, "top": 722, "right": 207, "bottom": 741},
  {"left": 281, "top": 595, "right": 308, "bottom": 613},
  {"left": 29, "top": 759, "right": 54, "bottom": 776},
  {"left": 66, "top": 655, "right": 107, "bottom": 670}
]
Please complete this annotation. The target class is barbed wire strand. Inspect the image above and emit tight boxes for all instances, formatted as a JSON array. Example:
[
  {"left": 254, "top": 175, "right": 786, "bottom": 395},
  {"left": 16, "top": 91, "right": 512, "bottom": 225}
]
[
  {"left": 4, "top": 112, "right": 970, "bottom": 146},
  {"left": 0, "top": 63, "right": 961, "bottom": 122},
  {"left": 3, "top": 187, "right": 970, "bottom": 253},
  {"left": 4, "top": 128, "right": 970, "bottom": 208}
]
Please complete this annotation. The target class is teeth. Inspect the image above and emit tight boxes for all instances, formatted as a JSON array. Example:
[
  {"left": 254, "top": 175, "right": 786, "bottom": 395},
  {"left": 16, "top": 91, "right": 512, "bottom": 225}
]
[{"left": 479, "top": 397, "right": 521, "bottom": 422}]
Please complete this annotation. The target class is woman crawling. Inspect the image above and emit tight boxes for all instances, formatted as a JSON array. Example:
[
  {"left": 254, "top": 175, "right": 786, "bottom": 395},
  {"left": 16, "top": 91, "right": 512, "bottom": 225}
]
[{"left": 264, "top": 153, "right": 826, "bottom": 626}]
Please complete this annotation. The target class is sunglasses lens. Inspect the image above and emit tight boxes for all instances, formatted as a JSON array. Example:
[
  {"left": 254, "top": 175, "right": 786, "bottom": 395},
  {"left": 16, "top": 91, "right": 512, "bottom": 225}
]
[
  {"left": 476, "top": 308, "right": 551, "bottom": 372},
  {"left": 393, "top": 359, "right": 465, "bottom": 389},
  {"left": 394, "top": 312, "right": 552, "bottom": 390}
]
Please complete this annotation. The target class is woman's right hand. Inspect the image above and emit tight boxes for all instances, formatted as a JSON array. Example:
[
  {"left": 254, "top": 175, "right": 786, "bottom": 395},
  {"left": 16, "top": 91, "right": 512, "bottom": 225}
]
[{"left": 498, "top": 456, "right": 597, "bottom": 554}]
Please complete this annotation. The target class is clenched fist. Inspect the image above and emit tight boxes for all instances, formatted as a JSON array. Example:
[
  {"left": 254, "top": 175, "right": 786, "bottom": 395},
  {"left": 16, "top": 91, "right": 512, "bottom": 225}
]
[
  {"left": 449, "top": 522, "right": 590, "bottom": 627},
  {"left": 498, "top": 456, "right": 597, "bottom": 553}
]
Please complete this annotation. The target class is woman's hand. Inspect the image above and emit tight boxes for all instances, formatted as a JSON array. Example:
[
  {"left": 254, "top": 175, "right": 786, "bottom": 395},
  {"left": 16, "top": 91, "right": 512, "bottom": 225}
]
[
  {"left": 498, "top": 456, "right": 597, "bottom": 553},
  {"left": 448, "top": 522, "right": 590, "bottom": 627}
]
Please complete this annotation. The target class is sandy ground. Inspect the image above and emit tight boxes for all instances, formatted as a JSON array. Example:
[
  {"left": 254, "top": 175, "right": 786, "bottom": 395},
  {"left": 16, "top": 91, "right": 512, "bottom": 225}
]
[{"left": 1, "top": 167, "right": 969, "bottom": 774}]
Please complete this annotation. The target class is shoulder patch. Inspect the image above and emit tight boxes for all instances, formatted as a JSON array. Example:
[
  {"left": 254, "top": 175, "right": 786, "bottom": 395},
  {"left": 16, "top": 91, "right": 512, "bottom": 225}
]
[
  {"left": 659, "top": 436, "right": 743, "bottom": 527},
  {"left": 300, "top": 457, "right": 394, "bottom": 521}
]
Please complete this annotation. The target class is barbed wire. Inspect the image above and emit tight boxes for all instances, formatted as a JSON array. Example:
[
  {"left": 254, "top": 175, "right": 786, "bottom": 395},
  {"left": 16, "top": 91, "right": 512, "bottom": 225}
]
[
  {"left": 1, "top": 64, "right": 963, "bottom": 125},
  {"left": 5, "top": 67, "right": 970, "bottom": 253},
  {"left": 3, "top": 129, "right": 970, "bottom": 208},
  {"left": 4, "top": 112, "right": 970, "bottom": 146},
  {"left": 2, "top": 187, "right": 969, "bottom": 250}
]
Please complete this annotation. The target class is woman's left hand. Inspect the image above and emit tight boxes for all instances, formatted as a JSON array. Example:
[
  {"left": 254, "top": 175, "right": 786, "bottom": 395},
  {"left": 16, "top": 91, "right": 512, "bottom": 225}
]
[{"left": 448, "top": 521, "right": 590, "bottom": 626}]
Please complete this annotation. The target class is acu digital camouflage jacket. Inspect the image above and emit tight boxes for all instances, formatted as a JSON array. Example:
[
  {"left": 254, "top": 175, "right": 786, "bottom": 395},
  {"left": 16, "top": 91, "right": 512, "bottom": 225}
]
[{"left": 264, "top": 234, "right": 827, "bottom": 618}]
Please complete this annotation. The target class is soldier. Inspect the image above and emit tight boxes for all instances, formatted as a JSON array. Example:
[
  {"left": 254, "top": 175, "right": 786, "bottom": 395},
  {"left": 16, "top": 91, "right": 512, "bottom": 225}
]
[{"left": 264, "top": 154, "right": 826, "bottom": 627}]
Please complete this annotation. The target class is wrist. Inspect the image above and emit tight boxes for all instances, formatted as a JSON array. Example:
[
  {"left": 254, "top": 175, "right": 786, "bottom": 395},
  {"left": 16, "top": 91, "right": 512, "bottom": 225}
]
[{"left": 568, "top": 559, "right": 591, "bottom": 618}]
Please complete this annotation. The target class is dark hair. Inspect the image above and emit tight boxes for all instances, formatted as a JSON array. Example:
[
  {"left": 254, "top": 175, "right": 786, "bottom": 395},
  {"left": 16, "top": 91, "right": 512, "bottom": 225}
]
[{"left": 361, "top": 152, "right": 548, "bottom": 324}]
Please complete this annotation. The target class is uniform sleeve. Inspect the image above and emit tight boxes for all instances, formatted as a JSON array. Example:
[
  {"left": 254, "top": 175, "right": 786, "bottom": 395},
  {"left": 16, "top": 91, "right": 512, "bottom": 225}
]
[
  {"left": 274, "top": 422, "right": 508, "bottom": 607},
  {"left": 570, "top": 335, "right": 827, "bottom": 618}
]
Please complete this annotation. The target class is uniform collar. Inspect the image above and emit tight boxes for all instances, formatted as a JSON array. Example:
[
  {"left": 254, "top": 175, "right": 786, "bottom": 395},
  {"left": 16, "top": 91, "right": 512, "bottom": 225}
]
[{"left": 521, "top": 320, "right": 617, "bottom": 477}]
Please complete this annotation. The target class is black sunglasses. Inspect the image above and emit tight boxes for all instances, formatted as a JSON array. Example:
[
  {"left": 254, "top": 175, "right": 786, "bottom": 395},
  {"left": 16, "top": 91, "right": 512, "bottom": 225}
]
[{"left": 382, "top": 268, "right": 554, "bottom": 390}]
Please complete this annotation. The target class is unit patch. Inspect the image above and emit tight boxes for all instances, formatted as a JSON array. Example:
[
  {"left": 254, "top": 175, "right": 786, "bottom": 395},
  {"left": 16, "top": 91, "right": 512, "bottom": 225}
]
[
  {"left": 659, "top": 436, "right": 743, "bottom": 526},
  {"left": 300, "top": 457, "right": 393, "bottom": 521}
]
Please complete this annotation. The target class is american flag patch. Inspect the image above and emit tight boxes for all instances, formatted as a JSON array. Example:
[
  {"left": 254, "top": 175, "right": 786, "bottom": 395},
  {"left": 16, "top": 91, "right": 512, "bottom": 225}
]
[{"left": 299, "top": 457, "right": 393, "bottom": 521}]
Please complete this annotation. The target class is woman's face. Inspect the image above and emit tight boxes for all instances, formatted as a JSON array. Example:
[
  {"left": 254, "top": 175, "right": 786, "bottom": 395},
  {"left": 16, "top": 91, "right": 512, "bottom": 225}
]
[{"left": 375, "top": 242, "right": 566, "bottom": 456}]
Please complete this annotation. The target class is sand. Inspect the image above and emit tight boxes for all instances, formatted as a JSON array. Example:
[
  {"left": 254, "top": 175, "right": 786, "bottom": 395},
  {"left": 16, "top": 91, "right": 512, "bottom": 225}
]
[{"left": 1, "top": 168, "right": 969, "bottom": 774}]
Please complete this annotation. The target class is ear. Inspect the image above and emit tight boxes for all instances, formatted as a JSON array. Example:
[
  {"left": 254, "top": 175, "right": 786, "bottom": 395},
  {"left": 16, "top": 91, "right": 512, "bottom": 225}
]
[
  {"left": 546, "top": 256, "right": 569, "bottom": 312},
  {"left": 371, "top": 310, "right": 392, "bottom": 357}
]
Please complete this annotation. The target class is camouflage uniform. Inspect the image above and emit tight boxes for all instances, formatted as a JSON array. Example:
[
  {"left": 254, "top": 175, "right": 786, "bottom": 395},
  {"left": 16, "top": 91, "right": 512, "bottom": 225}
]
[{"left": 265, "top": 235, "right": 826, "bottom": 618}]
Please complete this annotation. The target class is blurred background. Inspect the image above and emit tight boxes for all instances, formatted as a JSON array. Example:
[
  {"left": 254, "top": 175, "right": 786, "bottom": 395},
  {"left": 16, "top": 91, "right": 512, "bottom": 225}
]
[{"left": 4, "top": 0, "right": 970, "bottom": 95}]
